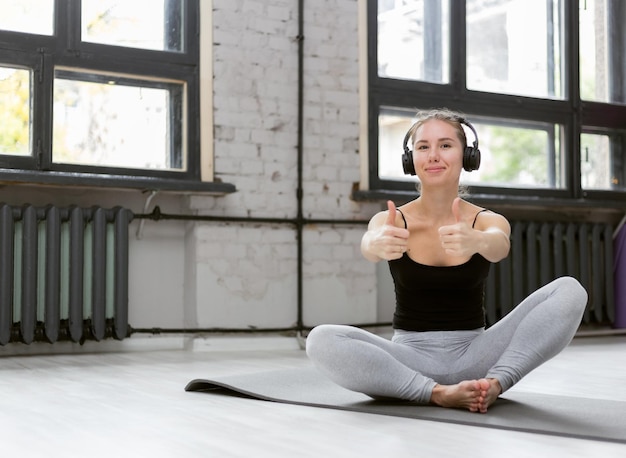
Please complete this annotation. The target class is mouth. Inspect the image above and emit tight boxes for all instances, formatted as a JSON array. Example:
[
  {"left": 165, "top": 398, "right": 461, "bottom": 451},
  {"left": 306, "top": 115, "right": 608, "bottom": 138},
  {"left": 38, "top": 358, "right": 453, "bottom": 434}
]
[{"left": 425, "top": 166, "right": 446, "bottom": 173}]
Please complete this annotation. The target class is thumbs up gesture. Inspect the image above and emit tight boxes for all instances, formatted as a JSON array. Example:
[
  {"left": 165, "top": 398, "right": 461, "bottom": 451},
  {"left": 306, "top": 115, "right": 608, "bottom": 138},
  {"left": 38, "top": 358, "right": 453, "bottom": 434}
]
[
  {"left": 384, "top": 200, "right": 399, "bottom": 227},
  {"left": 438, "top": 197, "right": 474, "bottom": 257},
  {"left": 362, "top": 200, "right": 410, "bottom": 261}
]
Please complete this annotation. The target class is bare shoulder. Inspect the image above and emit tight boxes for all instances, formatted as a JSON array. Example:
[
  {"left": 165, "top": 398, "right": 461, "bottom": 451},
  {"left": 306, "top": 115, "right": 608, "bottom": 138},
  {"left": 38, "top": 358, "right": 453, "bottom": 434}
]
[{"left": 473, "top": 207, "right": 511, "bottom": 236}]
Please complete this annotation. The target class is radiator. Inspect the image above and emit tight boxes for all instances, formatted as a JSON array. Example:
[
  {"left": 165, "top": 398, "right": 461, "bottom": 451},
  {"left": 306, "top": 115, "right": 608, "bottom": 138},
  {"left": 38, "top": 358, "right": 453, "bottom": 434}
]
[
  {"left": 484, "top": 220, "right": 615, "bottom": 327},
  {"left": 0, "top": 204, "right": 133, "bottom": 345}
]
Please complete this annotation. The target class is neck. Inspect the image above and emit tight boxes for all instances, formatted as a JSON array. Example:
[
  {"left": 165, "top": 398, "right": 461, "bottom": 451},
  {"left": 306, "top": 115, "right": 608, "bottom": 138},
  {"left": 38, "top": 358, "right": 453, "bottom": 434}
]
[{"left": 417, "top": 186, "right": 459, "bottom": 219}]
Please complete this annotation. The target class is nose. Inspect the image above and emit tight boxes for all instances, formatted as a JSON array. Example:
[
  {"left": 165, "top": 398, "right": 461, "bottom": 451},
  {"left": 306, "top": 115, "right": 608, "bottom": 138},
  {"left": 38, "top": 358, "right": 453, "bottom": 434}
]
[{"left": 427, "top": 146, "right": 440, "bottom": 162}]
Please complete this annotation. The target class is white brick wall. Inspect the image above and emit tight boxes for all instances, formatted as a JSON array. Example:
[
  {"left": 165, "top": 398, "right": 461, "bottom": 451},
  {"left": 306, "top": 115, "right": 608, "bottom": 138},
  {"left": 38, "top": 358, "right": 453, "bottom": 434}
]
[
  {"left": 188, "top": 0, "right": 383, "bottom": 329},
  {"left": 193, "top": 224, "right": 299, "bottom": 328}
]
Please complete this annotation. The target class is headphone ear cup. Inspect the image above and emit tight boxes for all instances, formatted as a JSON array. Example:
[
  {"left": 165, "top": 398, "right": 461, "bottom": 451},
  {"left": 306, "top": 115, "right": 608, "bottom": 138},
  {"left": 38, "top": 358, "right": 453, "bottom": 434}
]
[
  {"left": 463, "top": 146, "right": 481, "bottom": 172},
  {"left": 402, "top": 150, "right": 416, "bottom": 175}
]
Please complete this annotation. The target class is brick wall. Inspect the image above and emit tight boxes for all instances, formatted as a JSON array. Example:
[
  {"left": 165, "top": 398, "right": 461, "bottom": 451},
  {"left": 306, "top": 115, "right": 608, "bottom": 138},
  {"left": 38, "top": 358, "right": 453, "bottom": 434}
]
[{"left": 186, "top": 0, "right": 382, "bottom": 329}]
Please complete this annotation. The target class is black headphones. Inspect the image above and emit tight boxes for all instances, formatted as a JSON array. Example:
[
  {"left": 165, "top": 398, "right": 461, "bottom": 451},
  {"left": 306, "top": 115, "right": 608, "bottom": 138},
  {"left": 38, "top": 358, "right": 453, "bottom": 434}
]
[{"left": 401, "top": 117, "right": 481, "bottom": 175}]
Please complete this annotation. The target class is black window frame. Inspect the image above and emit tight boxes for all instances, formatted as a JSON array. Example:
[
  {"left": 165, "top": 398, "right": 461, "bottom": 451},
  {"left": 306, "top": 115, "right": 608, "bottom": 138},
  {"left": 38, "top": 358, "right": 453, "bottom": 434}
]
[
  {"left": 0, "top": 0, "right": 234, "bottom": 194},
  {"left": 363, "top": 0, "right": 626, "bottom": 210}
]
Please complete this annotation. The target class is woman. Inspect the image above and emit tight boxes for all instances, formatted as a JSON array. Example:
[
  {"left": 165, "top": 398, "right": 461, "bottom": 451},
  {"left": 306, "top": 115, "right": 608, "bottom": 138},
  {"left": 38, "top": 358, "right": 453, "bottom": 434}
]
[{"left": 306, "top": 108, "right": 587, "bottom": 413}]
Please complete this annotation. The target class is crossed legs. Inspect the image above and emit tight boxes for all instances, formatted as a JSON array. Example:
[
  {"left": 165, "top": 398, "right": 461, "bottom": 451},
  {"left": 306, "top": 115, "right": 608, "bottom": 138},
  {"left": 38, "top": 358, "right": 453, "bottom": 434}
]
[{"left": 306, "top": 276, "right": 588, "bottom": 413}]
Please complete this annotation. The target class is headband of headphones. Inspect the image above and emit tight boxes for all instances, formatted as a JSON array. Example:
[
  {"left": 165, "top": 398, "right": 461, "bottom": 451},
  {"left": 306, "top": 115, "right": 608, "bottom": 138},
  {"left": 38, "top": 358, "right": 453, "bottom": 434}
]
[{"left": 402, "top": 117, "right": 481, "bottom": 175}]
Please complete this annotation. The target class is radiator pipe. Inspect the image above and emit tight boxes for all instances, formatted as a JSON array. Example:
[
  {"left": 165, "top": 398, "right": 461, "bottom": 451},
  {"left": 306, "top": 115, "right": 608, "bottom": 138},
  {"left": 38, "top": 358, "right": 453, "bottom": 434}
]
[
  {"left": 91, "top": 207, "right": 107, "bottom": 341},
  {"left": 114, "top": 207, "right": 131, "bottom": 340},
  {"left": 0, "top": 204, "right": 14, "bottom": 345},
  {"left": 21, "top": 205, "right": 38, "bottom": 344},
  {"left": 68, "top": 206, "right": 85, "bottom": 343},
  {"left": 44, "top": 205, "right": 61, "bottom": 343}
]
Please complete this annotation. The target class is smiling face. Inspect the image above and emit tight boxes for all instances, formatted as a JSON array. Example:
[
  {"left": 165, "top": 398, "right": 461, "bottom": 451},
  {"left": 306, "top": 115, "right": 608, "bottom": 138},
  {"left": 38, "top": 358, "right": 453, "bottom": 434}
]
[{"left": 412, "top": 119, "right": 465, "bottom": 186}]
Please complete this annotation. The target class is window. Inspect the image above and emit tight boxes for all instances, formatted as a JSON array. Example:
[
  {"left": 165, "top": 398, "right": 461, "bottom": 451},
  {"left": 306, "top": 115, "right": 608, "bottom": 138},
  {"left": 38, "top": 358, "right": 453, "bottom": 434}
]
[
  {"left": 0, "top": 0, "right": 229, "bottom": 192},
  {"left": 0, "top": 1, "right": 54, "bottom": 35},
  {"left": 377, "top": 0, "right": 450, "bottom": 84},
  {"left": 367, "top": 0, "right": 626, "bottom": 203},
  {"left": 0, "top": 66, "right": 30, "bottom": 157},
  {"left": 52, "top": 70, "right": 184, "bottom": 171}
]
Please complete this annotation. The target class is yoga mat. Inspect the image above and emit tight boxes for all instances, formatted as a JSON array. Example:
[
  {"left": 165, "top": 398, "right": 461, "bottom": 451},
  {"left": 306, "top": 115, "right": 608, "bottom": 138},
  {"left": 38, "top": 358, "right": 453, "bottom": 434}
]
[{"left": 186, "top": 367, "right": 626, "bottom": 444}]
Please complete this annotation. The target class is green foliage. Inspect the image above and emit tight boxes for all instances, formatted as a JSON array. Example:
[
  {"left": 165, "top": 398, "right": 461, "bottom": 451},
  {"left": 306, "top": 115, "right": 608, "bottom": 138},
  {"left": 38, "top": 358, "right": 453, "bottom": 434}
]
[
  {"left": 0, "top": 69, "right": 30, "bottom": 155},
  {"left": 481, "top": 126, "right": 550, "bottom": 186}
]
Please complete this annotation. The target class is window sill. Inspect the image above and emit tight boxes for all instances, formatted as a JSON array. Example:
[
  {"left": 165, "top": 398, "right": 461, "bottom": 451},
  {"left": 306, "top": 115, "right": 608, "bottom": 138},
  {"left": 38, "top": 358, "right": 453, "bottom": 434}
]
[
  {"left": 352, "top": 189, "right": 625, "bottom": 224},
  {"left": 0, "top": 169, "right": 236, "bottom": 195}
]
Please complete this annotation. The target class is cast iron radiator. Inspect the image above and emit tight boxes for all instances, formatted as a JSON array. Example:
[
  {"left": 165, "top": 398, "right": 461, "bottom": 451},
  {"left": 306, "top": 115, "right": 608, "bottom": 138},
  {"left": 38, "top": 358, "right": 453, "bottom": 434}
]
[
  {"left": 0, "top": 204, "right": 133, "bottom": 345},
  {"left": 484, "top": 220, "right": 615, "bottom": 327}
]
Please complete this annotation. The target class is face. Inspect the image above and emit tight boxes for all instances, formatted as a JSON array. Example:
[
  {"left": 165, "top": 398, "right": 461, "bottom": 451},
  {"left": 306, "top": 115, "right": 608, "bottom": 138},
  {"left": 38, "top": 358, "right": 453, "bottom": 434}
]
[{"left": 412, "top": 119, "right": 464, "bottom": 183}]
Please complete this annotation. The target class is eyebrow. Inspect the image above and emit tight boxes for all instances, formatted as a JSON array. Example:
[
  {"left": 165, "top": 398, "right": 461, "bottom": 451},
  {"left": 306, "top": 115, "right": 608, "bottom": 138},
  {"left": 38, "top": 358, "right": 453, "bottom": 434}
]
[{"left": 415, "top": 137, "right": 457, "bottom": 143}]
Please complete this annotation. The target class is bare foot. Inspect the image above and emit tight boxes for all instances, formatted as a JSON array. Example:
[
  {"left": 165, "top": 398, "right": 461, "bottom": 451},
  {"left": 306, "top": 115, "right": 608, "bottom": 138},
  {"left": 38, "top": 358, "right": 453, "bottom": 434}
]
[
  {"left": 430, "top": 380, "right": 483, "bottom": 412},
  {"left": 476, "top": 378, "right": 502, "bottom": 413},
  {"left": 430, "top": 378, "right": 502, "bottom": 413}
]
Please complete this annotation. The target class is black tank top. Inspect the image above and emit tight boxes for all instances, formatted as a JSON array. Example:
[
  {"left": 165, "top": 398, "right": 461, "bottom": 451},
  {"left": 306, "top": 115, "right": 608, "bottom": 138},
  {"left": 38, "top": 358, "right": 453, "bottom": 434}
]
[{"left": 389, "top": 209, "right": 491, "bottom": 331}]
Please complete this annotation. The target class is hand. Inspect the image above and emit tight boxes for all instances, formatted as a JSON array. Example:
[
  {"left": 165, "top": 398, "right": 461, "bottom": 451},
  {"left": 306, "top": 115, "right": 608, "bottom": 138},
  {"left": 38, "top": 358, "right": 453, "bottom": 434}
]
[
  {"left": 438, "top": 198, "right": 476, "bottom": 257},
  {"left": 366, "top": 200, "right": 410, "bottom": 261}
]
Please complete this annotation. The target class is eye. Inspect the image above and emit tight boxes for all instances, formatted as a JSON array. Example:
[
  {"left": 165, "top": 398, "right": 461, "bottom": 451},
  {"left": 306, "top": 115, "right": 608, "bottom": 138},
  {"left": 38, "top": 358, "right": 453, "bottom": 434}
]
[
  {"left": 417, "top": 144, "right": 429, "bottom": 150},
  {"left": 441, "top": 143, "right": 452, "bottom": 149}
]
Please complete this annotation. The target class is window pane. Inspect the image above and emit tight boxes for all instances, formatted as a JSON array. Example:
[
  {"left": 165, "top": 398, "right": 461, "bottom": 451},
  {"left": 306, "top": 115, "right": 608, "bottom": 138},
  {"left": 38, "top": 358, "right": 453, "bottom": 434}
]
[
  {"left": 53, "top": 71, "right": 184, "bottom": 171},
  {"left": 81, "top": 0, "right": 183, "bottom": 52},
  {"left": 462, "top": 121, "right": 562, "bottom": 188},
  {"left": 378, "top": 108, "right": 563, "bottom": 189},
  {"left": 378, "top": 112, "right": 413, "bottom": 180},
  {"left": 0, "top": 0, "right": 54, "bottom": 35},
  {"left": 581, "top": 132, "right": 625, "bottom": 190},
  {"left": 378, "top": 0, "right": 450, "bottom": 83},
  {"left": 579, "top": 0, "right": 625, "bottom": 103},
  {"left": 0, "top": 67, "right": 31, "bottom": 156},
  {"left": 466, "top": 0, "right": 563, "bottom": 99}
]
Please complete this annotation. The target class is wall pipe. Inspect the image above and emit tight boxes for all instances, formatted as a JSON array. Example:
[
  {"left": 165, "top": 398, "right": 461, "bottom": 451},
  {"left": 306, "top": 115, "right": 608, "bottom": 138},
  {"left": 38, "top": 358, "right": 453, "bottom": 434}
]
[
  {"left": 296, "top": 0, "right": 305, "bottom": 335},
  {"left": 134, "top": 205, "right": 369, "bottom": 228}
]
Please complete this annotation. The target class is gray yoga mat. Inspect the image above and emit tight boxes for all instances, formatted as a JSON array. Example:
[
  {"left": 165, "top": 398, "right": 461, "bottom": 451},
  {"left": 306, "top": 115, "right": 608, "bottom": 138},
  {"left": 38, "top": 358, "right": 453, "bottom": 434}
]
[{"left": 186, "top": 367, "right": 626, "bottom": 444}]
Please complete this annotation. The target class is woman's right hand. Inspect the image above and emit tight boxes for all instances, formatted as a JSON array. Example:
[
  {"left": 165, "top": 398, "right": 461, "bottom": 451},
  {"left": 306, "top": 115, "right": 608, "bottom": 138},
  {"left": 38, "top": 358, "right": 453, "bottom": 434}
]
[{"left": 361, "top": 200, "right": 410, "bottom": 261}]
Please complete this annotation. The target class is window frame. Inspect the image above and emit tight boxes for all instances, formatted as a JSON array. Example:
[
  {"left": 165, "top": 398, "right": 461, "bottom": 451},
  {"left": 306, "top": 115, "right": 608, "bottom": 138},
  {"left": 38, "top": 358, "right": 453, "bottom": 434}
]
[
  {"left": 363, "top": 0, "right": 626, "bottom": 209},
  {"left": 0, "top": 0, "right": 234, "bottom": 194}
]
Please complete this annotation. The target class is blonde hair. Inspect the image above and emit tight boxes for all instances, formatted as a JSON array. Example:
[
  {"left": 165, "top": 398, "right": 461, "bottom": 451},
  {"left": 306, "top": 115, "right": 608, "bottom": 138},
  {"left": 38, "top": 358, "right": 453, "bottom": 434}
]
[{"left": 406, "top": 108, "right": 469, "bottom": 152}]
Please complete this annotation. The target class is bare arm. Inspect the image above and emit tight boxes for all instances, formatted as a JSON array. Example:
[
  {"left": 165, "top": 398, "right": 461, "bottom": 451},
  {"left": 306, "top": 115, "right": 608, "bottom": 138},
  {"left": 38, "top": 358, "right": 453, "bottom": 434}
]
[
  {"left": 361, "top": 201, "right": 410, "bottom": 262},
  {"left": 467, "top": 212, "right": 511, "bottom": 262},
  {"left": 438, "top": 198, "right": 511, "bottom": 263}
]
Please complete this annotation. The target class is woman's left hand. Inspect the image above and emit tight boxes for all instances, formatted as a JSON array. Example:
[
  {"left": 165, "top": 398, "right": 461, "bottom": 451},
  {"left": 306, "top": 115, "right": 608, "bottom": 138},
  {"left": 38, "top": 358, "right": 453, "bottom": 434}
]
[{"left": 438, "top": 198, "right": 476, "bottom": 257}]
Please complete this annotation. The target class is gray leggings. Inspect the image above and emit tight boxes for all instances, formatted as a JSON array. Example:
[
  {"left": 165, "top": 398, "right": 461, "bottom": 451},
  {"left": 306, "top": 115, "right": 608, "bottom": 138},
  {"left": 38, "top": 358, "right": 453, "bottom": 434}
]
[{"left": 306, "top": 276, "right": 587, "bottom": 404}]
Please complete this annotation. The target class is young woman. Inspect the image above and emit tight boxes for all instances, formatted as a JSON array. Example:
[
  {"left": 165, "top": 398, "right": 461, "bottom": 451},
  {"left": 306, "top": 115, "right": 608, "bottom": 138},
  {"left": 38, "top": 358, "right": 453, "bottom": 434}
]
[{"left": 306, "top": 108, "right": 587, "bottom": 413}]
